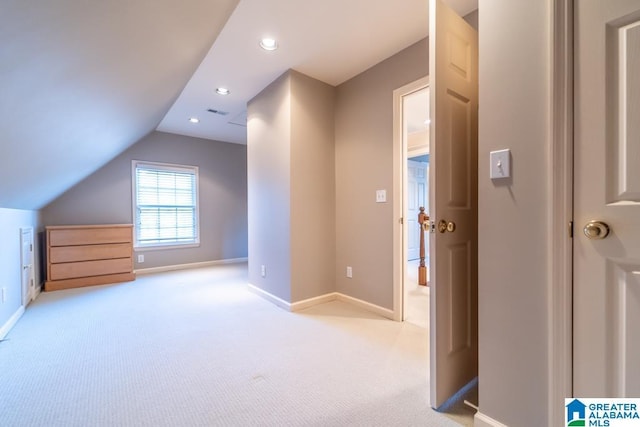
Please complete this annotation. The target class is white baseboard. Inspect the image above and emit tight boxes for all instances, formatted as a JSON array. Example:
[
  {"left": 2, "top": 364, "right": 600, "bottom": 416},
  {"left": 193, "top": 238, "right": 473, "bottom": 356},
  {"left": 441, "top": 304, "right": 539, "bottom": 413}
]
[
  {"left": 335, "top": 293, "right": 395, "bottom": 320},
  {"left": 0, "top": 305, "right": 25, "bottom": 340},
  {"left": 135, "top": 258, "right": 248, "bottom": 275},
  {"left": 247, "top": 284, "right": 292, "bottom": 311},
  {"left": 30, "top": 282, "right": 42, "bottom": 303},
  {"left": 290, "top": 293, "right": 338, "bottom": 311},
  {"left": 474, "top": 411, "right": 508, "bottom": 427},
  {"left": 247, "top": 285, "right": 393, "bottom": 319}
]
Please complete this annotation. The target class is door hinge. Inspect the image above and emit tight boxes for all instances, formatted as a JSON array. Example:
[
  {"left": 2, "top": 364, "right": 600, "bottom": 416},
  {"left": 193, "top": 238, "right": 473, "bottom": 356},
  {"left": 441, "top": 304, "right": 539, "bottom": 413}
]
[
  {"left": 568, "top": 221, "right": 574, "bottom": 238},
  {"left": 400, "top": 217, "right": 404, "bottom": 225}
]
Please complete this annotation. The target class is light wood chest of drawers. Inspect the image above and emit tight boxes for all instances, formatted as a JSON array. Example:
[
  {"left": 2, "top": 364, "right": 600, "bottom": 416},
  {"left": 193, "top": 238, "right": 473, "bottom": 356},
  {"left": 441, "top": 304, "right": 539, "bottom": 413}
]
[{"left": 44, "top": 224, "right": 136, "bottom": 291}]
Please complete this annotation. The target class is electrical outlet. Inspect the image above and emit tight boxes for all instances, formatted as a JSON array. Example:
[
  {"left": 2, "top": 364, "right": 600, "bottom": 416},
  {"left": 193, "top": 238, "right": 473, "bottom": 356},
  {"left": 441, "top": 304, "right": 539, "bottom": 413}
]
[
  {"left": 261, "top": 265, "right": 266, "bottom": 278},
  {"left": 346, "top": 266, "right": 353, "bottom": 278},
  {"left": 138, "top": 254, "right": 144, "bottom": 263}
]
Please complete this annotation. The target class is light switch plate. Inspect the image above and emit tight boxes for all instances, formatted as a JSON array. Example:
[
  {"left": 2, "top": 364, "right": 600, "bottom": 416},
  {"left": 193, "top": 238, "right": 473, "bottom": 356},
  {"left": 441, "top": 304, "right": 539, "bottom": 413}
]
[
  {"left": 376, "top": 190, "right": 387, "bottom": 203},
  {"left": 490, "top": 149, "right": 511, "bottom": 179}
]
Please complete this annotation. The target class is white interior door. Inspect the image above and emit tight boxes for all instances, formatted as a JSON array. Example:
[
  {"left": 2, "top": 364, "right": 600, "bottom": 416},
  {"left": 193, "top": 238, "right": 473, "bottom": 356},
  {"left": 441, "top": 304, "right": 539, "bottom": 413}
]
[
  {"left": 407, "top": 160, "right": 427, "bottom": 261},
  {"left": 429, "top": 0, "right": 478, "bottom": 409},
  {"left": 574, "top": 0, "right": 640, "bottom": 397},
  {"left": 20, "top": 227, "right": 34, "bottom": 306}
]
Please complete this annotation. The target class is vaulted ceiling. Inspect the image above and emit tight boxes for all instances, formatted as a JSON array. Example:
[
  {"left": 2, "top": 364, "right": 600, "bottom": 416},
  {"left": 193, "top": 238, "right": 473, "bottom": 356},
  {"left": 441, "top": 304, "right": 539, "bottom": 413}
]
[
  {"left": 0, "top": 0, "right": 239, "bottom": 209},
  {"left": 0, "top": 0, "right": 477, "bottom": 210}
]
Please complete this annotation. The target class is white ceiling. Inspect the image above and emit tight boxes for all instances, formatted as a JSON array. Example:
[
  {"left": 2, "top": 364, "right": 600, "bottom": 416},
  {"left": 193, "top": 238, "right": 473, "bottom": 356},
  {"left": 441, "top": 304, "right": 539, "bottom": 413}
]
[
  {"left": 158, "top": 0, "right": 477, "bottom": 144},
  {"left": 0, "top": 0, "right": 477, "bottom": 210}
]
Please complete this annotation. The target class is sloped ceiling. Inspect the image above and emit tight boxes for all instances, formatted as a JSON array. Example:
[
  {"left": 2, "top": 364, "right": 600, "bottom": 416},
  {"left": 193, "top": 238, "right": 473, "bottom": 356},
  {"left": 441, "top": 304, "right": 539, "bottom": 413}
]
[
  {"left": 0, "top": 0, "right": 477, "bottom": 211},
  {"left": 0, "top": 0, "right": 239, "bottom": 210}
]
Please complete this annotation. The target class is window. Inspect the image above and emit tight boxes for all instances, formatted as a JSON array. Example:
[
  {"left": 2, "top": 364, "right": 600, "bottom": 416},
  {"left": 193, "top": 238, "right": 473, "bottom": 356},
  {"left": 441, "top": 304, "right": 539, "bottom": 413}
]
[{"left": 132, "top": 161, "right": 199, "bottom": 249}]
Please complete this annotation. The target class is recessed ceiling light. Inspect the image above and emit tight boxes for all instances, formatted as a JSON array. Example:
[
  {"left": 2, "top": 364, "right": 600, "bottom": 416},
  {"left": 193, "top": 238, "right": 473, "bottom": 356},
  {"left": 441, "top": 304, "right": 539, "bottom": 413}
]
[
  {"left": 216, "top": 87, "right": 230, "bottom": 95},
  {"left": 260, "top": 37, "right": 278, "bottom": 51},
  {"left": 189, "top": 117, "right": 200, "bottom": 124}
]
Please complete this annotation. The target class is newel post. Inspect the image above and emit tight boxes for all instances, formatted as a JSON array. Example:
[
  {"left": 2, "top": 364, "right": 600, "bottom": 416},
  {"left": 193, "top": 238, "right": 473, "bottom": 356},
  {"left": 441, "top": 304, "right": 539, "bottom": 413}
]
[{"left": 418, "top": 206, "right": 429, "bottom": 286}]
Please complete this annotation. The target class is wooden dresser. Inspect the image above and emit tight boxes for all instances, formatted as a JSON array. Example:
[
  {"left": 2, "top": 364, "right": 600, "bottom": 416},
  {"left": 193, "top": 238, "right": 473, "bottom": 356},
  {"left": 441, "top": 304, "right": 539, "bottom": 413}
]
[{"left": 44, "top": 224, "right": 135, "bottom": 291}]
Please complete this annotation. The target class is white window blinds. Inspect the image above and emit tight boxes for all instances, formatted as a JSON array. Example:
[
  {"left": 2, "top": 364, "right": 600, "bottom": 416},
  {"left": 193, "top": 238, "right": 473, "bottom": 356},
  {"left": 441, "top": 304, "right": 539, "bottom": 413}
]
[{"left": 133, "top": 161, "right": 199, "bottom": 248}]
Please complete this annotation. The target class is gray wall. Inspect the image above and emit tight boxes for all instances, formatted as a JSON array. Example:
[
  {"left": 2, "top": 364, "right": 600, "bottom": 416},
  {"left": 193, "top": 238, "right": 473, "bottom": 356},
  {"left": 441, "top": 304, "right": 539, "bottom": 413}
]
[
  {"left": 247, "top": 73, "right": 293, "bottom": 301},
  {"left": 478, "top": 1, "right": 551, "bottom": 426},
  {"left": 0, "top": 208, "right": 41, "bottom": 333},
  {"left": 334, "top": 38, "right": 429, "bottom": 309},
  {"left": 42, "top": 131, "right": 248, "bottom": 270},
  {"left": 247, "top": 70, "right": 336, "bottom": 303},
  {"left": 290, "top": 71, "right": 336, "bottom": 302}
]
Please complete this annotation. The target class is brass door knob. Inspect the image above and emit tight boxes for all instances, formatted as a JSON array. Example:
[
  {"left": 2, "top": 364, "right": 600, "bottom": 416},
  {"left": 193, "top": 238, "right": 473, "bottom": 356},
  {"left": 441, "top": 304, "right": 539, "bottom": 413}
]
[
  {"left": 437, "top": 220, "right": 456, "bottom": 233},
  {"left": 583, "top": 220, "right": 610, "bottom": 240}
]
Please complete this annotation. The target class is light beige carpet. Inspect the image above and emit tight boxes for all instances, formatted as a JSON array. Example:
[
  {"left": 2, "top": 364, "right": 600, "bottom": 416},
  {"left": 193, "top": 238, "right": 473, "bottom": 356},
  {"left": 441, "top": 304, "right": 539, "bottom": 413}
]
[{"left": 0, "top": 263, "right": 472, "bottom": 426}]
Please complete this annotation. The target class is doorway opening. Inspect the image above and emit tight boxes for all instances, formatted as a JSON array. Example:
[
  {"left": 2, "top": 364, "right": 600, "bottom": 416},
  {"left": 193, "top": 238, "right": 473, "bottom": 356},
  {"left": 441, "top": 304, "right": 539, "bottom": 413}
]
[
  {"left": 392, "top": 77, "right": 430, "bottom": 326},
  {"left": 403, "top": 85, "right": 430, "bottom": 328},
  {"left": 391, "top": 0, "right": 479, "bottom": 416},
  {"left": 393, "top": 76, "right": 429, "bottom": 324}
]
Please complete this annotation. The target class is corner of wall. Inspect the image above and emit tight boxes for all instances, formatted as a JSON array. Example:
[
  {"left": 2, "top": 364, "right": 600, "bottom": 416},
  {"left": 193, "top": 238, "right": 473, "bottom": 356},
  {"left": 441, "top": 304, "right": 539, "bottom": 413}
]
[{"left": 247, "top": 70, "right": 293, "bottom": 303}]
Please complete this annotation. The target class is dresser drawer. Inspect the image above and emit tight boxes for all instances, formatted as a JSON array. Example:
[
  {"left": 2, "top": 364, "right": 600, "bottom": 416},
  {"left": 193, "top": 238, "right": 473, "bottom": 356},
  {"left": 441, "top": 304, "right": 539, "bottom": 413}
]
[
  {"left": 49, "top": 243, "right": 132, "bottom": 263},
  {"left": 48, "top": 226, "right": 132, "bottom": 247},
  {"left": 49, "top": 258, "right": 133, "bottom": 281}
]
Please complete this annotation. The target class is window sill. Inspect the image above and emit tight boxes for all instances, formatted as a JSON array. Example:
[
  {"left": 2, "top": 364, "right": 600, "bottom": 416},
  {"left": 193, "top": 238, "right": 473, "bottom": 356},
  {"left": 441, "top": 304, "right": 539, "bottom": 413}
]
[{"left": 134, "top": 242, "right": 200, "bottom": 252}]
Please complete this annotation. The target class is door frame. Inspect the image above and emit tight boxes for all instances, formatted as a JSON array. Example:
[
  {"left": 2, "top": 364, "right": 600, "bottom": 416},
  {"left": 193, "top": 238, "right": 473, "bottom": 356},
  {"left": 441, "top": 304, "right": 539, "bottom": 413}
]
[
  {"left": 392, "top": 76, "right": 429, "bottom": 322},
  {"left": 549, "top": 0, "right": 573, "bottom": 425},
  {"left": 391, "top": 3, "right": 574, "bottom": 421},
  {"left": 20, "top": 227, "right": 35, "bottom": 306}
]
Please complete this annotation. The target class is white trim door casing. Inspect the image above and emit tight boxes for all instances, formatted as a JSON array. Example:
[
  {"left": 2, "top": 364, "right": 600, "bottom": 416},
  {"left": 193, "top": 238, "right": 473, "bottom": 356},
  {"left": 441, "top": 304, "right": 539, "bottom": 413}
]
[
  {"left": 20, "top": 227, "right": 34, "bottom": 306},
  {"left": 393, "top": 76, "right": 429, "bottom": 322},
  {"left": 548, "top": 0, "right": 574, "bottom": 425}
]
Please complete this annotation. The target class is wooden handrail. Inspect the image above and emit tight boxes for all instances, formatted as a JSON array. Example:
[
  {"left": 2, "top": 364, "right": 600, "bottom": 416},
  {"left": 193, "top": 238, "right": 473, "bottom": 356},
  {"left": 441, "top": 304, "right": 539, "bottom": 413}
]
[{"left": 418, "top": 206, "right": 429, "bottom": 286}]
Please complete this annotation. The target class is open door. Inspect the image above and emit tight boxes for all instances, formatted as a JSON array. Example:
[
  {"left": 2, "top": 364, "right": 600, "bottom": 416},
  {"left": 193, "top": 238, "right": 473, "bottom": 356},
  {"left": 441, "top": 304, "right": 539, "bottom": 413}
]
[{"left": 429, "top": 0, "right": 478, "bottom": 408}]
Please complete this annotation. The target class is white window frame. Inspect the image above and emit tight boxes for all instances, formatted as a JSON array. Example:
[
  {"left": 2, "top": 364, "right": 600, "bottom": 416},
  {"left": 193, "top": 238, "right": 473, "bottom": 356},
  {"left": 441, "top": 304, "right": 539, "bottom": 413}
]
[{"left": 132, "top": 160, "right": 200, "bottom": 250}]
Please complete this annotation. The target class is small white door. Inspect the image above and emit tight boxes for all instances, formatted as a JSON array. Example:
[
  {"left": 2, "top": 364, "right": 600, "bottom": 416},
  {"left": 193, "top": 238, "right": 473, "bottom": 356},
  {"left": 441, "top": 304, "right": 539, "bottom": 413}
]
[
  {"left": 429, "top": 0, "right": 478, "bottom": 408},
  {"left": 574, "top": 0, "right": 640, "bottom": 397},
  {"left": 20, "top": 227, "right": 34, "bottom": 306},
  {"left": 407, "top": 160, "right": 428, "bottom": 261}
]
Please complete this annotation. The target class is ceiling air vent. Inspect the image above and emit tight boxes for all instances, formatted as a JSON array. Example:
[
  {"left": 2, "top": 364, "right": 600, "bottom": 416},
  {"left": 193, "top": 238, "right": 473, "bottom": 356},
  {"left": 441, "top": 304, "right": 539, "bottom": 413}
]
[
  {"left": 228, "top": 110, "right": 247, "bottom": 127},
  {"left": 207, "top": 108, "right": 229, "bottom": 116}
]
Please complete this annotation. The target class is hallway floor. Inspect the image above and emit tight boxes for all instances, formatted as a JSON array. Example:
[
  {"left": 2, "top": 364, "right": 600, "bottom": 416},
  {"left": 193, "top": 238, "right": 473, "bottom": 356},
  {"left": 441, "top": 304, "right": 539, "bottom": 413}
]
[{"left": 405, "top": 258, "right": 429, "bottom": 329}]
